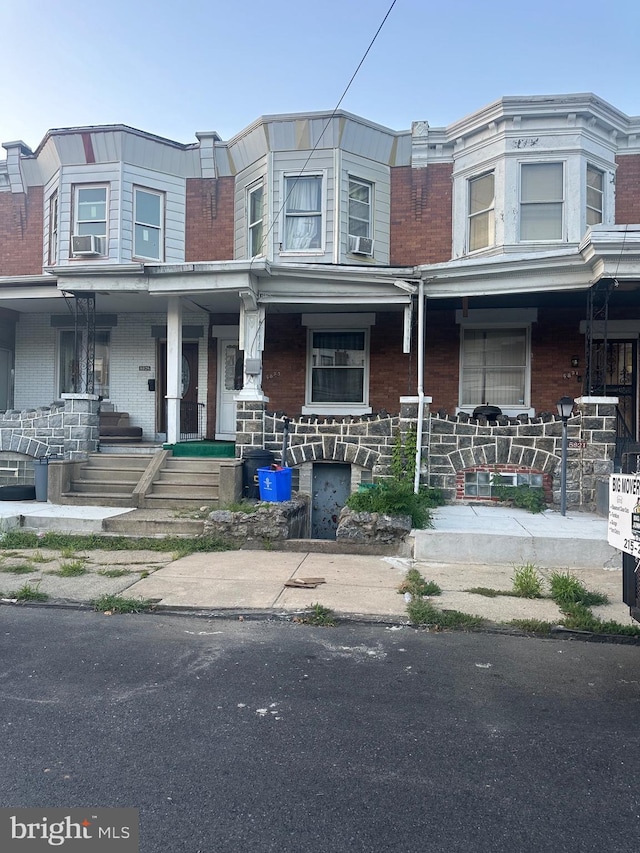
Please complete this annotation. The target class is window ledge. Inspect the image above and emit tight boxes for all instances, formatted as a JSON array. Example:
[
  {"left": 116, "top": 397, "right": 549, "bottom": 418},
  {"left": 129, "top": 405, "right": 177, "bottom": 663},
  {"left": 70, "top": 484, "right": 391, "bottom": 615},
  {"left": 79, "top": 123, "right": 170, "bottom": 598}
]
[{"left": 302, "top": 405, "right": 372, "bottom": 416}]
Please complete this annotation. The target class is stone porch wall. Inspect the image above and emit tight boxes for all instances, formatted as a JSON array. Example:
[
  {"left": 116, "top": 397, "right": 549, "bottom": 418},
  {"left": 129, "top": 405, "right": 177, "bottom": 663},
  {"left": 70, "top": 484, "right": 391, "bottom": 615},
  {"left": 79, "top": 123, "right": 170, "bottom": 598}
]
[
  {"left": 236, "top": 396, "right": 616, "bottom": 511},
  {"left": 0, "top": 395, "right": 99, "bottom": 462}
]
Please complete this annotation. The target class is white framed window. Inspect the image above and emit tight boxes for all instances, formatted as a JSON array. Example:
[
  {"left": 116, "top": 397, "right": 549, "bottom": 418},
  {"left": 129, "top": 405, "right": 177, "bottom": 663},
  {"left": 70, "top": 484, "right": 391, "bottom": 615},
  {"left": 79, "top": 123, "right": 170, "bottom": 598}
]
[
  {"left": 283, "top": 174, "right": 322, "bottom": 251},
  {"left": 520, "top": 162, "right": 564, "bottom": 241},
  {"left": 134, "top": 187, "right": 163, "bottom": 260},
  {"left": 48, "top": 191, "right": 58, "bottom": 265},
  {"left": 468, "top": 172, "right": 494, "bottom": 251},
  {"left": 460, "top": 327, "right": 529, "bottom": 410},
  {"left": 586, "top": 165, "right": 604, "bottom": 226},
  {"left": 247, "top": 182, "right": 264, "bottom": 257},
  {"left": 348, "top": 177, "right": 372, "bottom": 239},
  {"left": 308, "top": 329, "right": 368, "bottom": 408},
  {"left": 74, "top": 185, "right": 107, "bottom": 239},
  {"left": 58, "top": 329, "right": 110, "bottom": 398}
]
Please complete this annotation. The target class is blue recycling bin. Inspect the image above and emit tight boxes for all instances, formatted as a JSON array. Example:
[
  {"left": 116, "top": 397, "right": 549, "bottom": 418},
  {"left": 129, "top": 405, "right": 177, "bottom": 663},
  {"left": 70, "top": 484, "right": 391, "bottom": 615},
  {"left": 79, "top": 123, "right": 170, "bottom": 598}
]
[{"left": 257, "top": 467, "right": 292, "bottom": 502}]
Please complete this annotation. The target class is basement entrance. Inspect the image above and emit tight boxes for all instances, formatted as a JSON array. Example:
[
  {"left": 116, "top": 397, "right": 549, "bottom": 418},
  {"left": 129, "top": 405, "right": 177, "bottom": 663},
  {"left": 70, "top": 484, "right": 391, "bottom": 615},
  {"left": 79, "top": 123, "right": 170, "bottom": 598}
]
[{"left": 311, "top": 463, "right": 350, "bottom": 540}]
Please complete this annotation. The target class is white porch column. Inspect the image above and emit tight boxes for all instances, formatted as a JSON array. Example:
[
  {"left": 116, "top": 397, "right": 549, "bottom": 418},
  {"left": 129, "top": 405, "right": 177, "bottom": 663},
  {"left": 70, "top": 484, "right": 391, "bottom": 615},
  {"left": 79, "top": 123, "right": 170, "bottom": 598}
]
[
  {"left": 235, "top": 289, "right": 269, "bottom": 403},
  {"left": 166, "top": 295, "right": 183, "bottom": 444}
]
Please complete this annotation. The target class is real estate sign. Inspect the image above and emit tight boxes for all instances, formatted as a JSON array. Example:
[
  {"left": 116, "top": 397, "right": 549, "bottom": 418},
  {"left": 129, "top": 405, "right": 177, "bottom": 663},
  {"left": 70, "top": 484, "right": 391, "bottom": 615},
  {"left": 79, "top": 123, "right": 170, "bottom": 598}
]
[{"left": 608, "top": 474, "right": 640, "bottom": 557}]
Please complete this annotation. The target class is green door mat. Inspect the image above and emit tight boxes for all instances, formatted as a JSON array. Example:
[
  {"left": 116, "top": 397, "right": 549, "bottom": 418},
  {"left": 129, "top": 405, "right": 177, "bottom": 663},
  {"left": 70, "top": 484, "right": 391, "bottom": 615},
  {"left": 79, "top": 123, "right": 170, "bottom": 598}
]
[{"left": 163, "top": 441, "right": 236, "bottom": 458}]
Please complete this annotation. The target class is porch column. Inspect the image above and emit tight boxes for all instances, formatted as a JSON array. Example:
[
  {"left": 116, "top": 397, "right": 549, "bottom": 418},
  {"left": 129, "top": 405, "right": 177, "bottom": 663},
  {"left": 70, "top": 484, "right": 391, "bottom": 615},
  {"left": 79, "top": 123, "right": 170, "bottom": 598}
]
[
  {"left": 235, "top": 289, "right": 269, "bottom": 404},
  {"left": 166, "top": 295, "right": 182, "bottom": 445}
]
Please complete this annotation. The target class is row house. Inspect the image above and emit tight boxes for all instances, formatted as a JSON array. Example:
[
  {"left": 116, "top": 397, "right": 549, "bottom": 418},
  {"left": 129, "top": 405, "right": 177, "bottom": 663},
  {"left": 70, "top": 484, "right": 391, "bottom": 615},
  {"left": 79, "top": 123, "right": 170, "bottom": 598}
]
[{"left": 1, "top": 93, "right": 639, "bottom": 526}]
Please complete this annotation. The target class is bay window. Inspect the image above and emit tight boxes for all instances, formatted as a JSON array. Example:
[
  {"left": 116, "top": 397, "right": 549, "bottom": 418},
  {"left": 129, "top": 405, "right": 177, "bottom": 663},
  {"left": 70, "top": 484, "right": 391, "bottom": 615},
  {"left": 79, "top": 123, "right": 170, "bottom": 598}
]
[
  {"left": 468, "top": 172, "right": 495, "bottom": 251},
  {"left": 283, "top": 175, "right": 322, "bottom": 251},
  {"left": 134, "top": 188, "right": 163, "bottom": 260},
  {"left": 520, "top": 163, "right": 564, "bottom": 241},
  {"left": 248, "top": 182, "right": 264, "bottom": 257},
  {"left": 586, "top": 165, "right": 604, "bottom": 226}
]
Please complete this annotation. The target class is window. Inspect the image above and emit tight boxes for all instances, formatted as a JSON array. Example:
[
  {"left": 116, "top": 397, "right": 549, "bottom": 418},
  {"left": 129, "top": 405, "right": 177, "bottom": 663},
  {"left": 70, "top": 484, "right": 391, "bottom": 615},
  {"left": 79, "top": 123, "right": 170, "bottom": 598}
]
[
  {"left": 134, "top": 188, "right": 163, "bottom": 260},
  {"left": 520, "top": 163, "right": 563, "bottom": 240},
  {"left": 248, "top": 183, "right": 264, "bottom": 257},
  {"left": 283, "top": 175, "right": 322, "bottom": 251},
  {"left": 460, "top": 328, "right": 528, "bottom": 408},
  {"left": 74, "top": 186, "right": 107, "bottom": 238},
  {"left": 464, "top": 470, "right": 542, "bottom": 498},
  {"left": 468, "top": 173, "right": 494, "bottom": 251},
  {"left": 348, "top": 177, "right": 372, "bottom": 239},
  {"left": 59, "top": 329, "right": 110, "bottom": 398},
  {"left": 48, "top": 192, "right": 58, "bottom": 265},
  {"left": 309, "top": 330, "right": 367, "bottom": 404},
  {"left": 586, "top": 165, "right": 604, "bottom": 226}
]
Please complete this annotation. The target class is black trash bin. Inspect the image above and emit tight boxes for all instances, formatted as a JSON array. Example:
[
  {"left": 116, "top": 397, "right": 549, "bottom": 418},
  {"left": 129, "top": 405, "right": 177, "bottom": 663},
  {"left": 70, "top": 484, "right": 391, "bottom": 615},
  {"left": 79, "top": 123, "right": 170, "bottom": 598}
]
[{"left": 243, "top": 448, "right": 275, "bottom": 499}]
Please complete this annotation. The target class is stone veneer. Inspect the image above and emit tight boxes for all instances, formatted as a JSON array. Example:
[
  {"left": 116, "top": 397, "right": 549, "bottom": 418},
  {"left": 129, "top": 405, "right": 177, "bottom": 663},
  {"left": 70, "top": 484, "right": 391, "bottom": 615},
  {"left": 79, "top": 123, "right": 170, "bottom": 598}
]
[
  {"left": 236, "top": 396, "right": 616, "bottom": 511},
  {"left": 0, "top": 395, "right": 99, "bottom": 463}
]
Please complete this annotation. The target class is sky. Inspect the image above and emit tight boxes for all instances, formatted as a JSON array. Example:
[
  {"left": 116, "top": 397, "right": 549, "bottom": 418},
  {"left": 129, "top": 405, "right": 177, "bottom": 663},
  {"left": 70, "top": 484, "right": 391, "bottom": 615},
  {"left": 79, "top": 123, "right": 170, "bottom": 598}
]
[{"left": 2, "top": 0, "right": 639, "bottom": 151}]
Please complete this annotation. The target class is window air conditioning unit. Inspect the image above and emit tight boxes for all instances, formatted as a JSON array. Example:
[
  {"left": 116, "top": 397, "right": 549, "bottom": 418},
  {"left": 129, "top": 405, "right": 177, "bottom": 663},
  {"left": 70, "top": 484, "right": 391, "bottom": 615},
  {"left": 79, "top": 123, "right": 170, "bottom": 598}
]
[
  {"left": 348, "top": 235, "right": 374, "bottom": 256},
  {"left": 71, "top": 235, "right": 103, "bottom": 256}
]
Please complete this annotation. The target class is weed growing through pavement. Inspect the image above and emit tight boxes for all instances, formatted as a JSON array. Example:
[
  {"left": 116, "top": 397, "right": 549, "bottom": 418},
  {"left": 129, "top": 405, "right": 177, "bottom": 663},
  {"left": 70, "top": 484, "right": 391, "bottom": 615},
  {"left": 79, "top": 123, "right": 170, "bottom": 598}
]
[
  {"left": 28, "top": 552, "right": 52, "bottom": 564},
  {"left": 406, "top": 597, "right": 485, "bottom": 629},
  {"left": 549, "top": 571, "right": 609, "bottom": 607},
  {"left": 1, "top": 563, "right": 36, "bottom": 575},
  {"left": 511, "top": 563, "right": 544, "bottom": 598},
  {"left": 0, "top": 529, "right": 234, "bottom": 556},
  {"left": 14, "top": 582, "right": 49, "bottom": 602},
  {"left": 508, "top": 618, "right": 554, "bottom": 635},
  {"left": 298, "top": 603, "right": 337, "bottom": 627},
  {"left": 92, "top": 594, "right": 154, "bottom": 614},
  {"left": 50, "top": 560, "right": 87, "bottom": 577},
  {"left": 399, "top": 568, "right": 441, "bottom": 598},
  {"left": 98, "top": 568, "right": 134, "bottom": 578}
]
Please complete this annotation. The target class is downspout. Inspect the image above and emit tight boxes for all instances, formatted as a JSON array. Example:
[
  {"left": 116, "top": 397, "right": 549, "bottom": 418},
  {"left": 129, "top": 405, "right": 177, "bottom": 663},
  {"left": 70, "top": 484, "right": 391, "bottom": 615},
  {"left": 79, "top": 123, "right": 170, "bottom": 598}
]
[{"left": 413, "top": 279, "right": 425, "bottom": 495}]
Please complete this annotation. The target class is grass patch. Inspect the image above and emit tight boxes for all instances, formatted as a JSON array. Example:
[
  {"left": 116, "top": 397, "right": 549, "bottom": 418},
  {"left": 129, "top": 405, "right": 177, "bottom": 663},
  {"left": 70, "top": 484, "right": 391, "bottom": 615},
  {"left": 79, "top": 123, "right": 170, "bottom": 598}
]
[
  {"left": 509, "top": 618, "right": 554, "bottom": 635},
  {"left": 298, "top": 603, "right": 337, "bottom": 627},
  {"left": 50, "top": 560, "right": 87, "bottom": 577},
  {"left": 407, "top": 597, "right": 485, "bottom": 629},
  {"left": 512, "top": 563, "right": 544, "bottom": 598},
  {"left": 399, "top": 568, "right": 441, "bottom": 598},
  {"left": 224, "top": 501, "right": 259, "bottom": 514},
  {"left": 92, "top": 594, "right": 154, "bottom": 614},
  {"left": 14, "top": 583, "right": 49, "bottom": 602},
  {"left": 491, "top": 481, "right": 547, "bottom": 513},
  {"left": 559, "top": 602, "right": 640, "bottom": 636},
  {"left": 549, "top": 572, "right": 609, "bottom": 608},
  {"left": 28, "top": 552, "right": 52, "bottom": 564},
  {"left": 1, "top": 563, "right": 37, "bottom": 575},
  {"left": 0, "top": 529, "right": 234, "bottom": 556},
  {"left": 465, "top": 586, "right": 513, "bottom": 598},
  {"left": 98, "top": 568, "right": 134, "bottom": 578}
]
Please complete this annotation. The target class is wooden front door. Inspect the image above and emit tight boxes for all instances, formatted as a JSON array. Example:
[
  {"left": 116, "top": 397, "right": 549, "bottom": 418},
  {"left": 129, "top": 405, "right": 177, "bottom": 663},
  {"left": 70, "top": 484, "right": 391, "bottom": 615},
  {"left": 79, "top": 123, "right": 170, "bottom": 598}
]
[{"left": 157, "top": 341, "right": 199, "bottom": 436}]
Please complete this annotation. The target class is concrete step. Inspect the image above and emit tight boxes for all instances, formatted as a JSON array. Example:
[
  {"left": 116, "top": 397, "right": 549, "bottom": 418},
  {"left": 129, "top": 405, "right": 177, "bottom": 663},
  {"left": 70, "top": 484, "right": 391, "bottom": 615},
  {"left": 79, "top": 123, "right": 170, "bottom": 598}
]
[
  {"left": 102, "top": 511, "right": 204, "bottom": 537},
  {"left": 142, "top": 495, "right": 217, "bottom": 510},
  {"left": 58, "top": 492, "right": 137, "bottom": 507},
  {"left": 84, "top": 455, "right": 149, "bottom": 472},
  {"left": 69, "top": 480, "right": 137, "bottom": 495},
  {"left": 163, "top": 459, "right": 223, "bottom": 473},
  {"left": 148, "top": 483, "right": 219, "bottom": 499},
  {"left": 154, "top": 472, "right": 219, "bottom": 486},
  {"left": 73, "top": 468, "right": 142, "bottom": 483}
]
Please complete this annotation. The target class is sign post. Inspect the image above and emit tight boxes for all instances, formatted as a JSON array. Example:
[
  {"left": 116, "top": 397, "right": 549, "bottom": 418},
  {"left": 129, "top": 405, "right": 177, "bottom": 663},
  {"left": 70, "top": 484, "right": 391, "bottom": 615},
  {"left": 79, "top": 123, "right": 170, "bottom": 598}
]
[{"left": 608, "top": 474, "right": 640, "bottom": 620}]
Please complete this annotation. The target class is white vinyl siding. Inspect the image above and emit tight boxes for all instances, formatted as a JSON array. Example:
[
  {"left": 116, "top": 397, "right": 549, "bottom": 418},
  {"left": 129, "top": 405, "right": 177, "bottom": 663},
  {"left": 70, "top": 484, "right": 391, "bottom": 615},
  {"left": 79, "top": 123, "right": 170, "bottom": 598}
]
[
  {"left": 520, "top": 163, "right": 564, "bottom": 241},
  {"left": 122, "top": 166, "right": 185, "bottom": 263}
]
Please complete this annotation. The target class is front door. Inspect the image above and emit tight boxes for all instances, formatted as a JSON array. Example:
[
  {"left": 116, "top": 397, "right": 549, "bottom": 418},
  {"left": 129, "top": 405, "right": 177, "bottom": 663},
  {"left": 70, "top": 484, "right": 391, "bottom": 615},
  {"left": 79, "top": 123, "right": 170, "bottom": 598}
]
[
  {"left": 592, "top": 340, "right": 637, "bottom": 438},
  {"left": 311, "top": 463, "right": 351, "bottom": 540},
  {"left": 216, "top": 339, "right": 241, "bottom": 439},
  {"left": 157, "top": 342, "right": 199, "bottom": 437}
]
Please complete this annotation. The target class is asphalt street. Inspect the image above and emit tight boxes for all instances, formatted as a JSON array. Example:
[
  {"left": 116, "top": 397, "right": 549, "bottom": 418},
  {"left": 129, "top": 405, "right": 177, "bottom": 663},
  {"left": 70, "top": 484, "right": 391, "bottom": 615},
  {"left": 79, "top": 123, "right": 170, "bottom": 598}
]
[{"left": 1, "top": 608, "right": 639, "bottom": 853}]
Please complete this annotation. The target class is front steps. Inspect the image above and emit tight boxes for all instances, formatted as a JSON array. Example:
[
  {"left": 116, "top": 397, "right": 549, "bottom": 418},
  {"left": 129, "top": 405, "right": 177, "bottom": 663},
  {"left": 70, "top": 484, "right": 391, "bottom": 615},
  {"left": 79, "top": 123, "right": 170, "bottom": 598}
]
[{"left": 58, "top": 452, "right": 241, "bottom": 511}]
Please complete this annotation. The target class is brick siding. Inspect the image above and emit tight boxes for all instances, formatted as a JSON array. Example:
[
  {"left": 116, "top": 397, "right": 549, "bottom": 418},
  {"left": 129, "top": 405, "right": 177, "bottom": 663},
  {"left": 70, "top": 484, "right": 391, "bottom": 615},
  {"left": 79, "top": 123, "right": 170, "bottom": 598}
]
[
  {"left": 0, "top": 186, "right": 44, "bottom": 276},
  {"left": 185, "top": 177, "right": 235, "bottom": 261},
  {"left": 390, "top": 164, "right": 453, "bottom": 265},
  {"left": 615, "top": 154, "right": 640, "bottom": 223}
]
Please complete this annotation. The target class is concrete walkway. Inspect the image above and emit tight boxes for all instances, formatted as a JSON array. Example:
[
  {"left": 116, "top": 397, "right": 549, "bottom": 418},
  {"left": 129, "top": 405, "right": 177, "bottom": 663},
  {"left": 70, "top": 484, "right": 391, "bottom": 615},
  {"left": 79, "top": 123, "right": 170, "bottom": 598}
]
[{"left": 0, "top": 498, "right": 634, "bottom": 629}]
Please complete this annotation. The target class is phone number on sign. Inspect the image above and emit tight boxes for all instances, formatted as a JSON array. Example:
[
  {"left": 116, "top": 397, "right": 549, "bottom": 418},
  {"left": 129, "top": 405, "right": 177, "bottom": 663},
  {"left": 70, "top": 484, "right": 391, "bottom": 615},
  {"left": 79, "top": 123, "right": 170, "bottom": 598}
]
[{"left": 623, "top": 538, "right": 640, "bottom": 557}]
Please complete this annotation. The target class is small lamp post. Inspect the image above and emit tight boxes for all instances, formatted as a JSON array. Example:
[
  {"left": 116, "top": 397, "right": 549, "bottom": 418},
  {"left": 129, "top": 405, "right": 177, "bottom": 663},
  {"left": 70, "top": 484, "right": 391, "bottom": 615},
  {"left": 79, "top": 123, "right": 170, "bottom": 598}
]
[{"left": 556, "top": 396, "right": 574, "bottom": 516}]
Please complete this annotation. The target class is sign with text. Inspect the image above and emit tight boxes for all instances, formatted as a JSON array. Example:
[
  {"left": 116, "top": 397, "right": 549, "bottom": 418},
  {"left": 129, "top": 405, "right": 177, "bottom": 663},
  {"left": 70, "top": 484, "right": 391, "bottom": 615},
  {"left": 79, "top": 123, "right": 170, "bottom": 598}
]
[
  {"left": 608, "top": 474, "right": 640, "bottom": 557},
  {"left": 0, "top": 808, "right": 138, "bottom": 851}
]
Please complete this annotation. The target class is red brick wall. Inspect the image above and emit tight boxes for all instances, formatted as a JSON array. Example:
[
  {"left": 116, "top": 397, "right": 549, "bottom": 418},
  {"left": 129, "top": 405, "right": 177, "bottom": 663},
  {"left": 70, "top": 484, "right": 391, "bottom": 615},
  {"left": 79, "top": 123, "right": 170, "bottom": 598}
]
[
  {"left": 185, "top": 177, "right": 235, "bottom": 262},
  {"left": 423, "top": 306, "right": 587, "bottom": 416},
  {"left": 390, "top": 164, "right": 453, "bottom": 265},
  {"left": 615, "top": 154, "right": 640, "bottom": 223},
  {"left": 0, "top": 186, "right": 43, "bottom": 276},
  {"left": 261, "top": 312, "right": 413, "bottom": 415}
]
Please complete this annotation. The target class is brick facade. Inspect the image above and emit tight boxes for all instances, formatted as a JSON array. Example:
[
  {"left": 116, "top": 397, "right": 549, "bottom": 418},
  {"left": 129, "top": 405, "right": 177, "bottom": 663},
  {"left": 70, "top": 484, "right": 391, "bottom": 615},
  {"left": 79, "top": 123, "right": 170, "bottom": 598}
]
[
  {"left": 615, "top": 154, "right": 640, "bottom": 223},
  {"left": 390, "top": 164, "right": 453, "bottom": 265},
  {"left": 0, "top": 186, "right": 44, "bottom": 276},
  {"left": 185, "top": 177, "right": 235, "bottom": 261}
]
